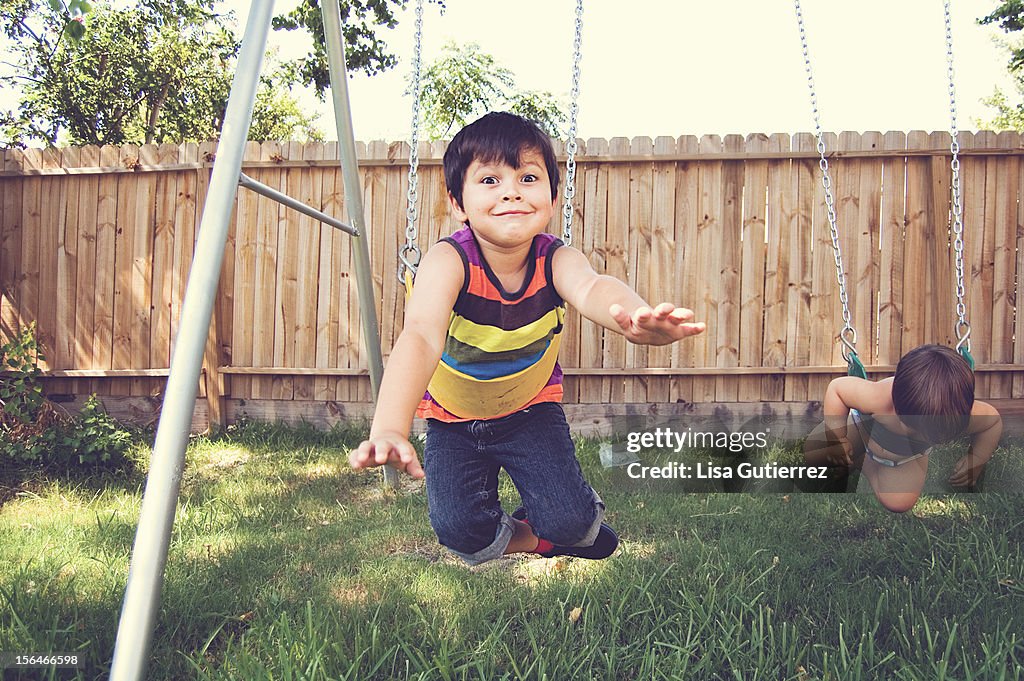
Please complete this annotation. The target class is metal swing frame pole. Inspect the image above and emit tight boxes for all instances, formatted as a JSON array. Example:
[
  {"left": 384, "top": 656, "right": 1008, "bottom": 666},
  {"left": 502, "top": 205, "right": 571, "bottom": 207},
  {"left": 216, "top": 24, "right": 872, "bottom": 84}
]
[
  {"left": 320, "top": 1, "right": 396, "bottom": 488},
  {"left": 108, "top": 3, "right": 276, "bottom": 680}
]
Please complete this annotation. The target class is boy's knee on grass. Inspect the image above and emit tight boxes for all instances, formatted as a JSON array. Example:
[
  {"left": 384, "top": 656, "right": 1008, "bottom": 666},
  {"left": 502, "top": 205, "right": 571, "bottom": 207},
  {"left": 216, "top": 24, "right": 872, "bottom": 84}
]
[{"left": 429, "top": 511, "right": 502, "bottom": 555}]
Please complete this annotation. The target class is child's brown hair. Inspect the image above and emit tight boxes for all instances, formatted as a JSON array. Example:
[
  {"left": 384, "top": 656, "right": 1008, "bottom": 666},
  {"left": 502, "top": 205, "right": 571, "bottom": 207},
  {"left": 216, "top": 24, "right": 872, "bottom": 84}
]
[
  {"left": 443, "top": 111, "right": 560, "bottom": 211},
  {"left": 892, "top": 344, "right": 974, "bottom": 443}
]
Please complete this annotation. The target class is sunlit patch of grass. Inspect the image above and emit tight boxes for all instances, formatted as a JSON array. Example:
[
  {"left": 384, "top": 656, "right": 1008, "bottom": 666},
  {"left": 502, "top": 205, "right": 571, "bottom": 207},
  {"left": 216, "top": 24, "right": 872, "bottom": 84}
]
[
  {"left": 910, "top": 495, "right": 976, "bottom": 518},
  {"left": 329, "top": 581, "right": 370, "bottom": 606},
  {"left": 301, "top": 459, "right": 343, "bottom": 480},
  {"left": 509, "top": 556, "right": 563, "bottom": 583},
  {"left": 618, "top": 538, "right": 657, "bottom": 559}
]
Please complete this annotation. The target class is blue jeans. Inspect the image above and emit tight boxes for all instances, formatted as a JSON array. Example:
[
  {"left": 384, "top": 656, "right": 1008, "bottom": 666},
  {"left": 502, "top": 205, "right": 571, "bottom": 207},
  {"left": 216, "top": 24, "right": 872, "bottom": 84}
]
[{"left": 424, "top": 402, "right": 605, "bottom": 565}]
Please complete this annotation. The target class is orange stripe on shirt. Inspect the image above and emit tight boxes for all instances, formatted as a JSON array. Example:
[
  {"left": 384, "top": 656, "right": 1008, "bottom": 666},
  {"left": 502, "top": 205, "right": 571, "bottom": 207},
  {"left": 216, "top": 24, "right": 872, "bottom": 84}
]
[
  {"left": 416, "top": 383, "right": 564, "bottom": 423},
  {"left": 466, "top": 255, "right": 550, "bottom": 302}
]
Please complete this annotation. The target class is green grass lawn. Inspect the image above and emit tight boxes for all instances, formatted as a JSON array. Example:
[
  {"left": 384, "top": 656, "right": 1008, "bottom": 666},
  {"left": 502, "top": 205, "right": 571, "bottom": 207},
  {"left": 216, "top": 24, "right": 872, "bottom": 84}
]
[{"left": 1, "top": 421, "right": 1022, "bottom": 680}]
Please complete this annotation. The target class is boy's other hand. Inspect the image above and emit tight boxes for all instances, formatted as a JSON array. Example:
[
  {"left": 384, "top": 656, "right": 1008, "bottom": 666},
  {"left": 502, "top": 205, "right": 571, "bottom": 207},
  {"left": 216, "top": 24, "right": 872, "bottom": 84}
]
[
  {"left": 949, "top": 454, "right": 982, "bottom": 487},
  {"left": 351, "top": 432, "right": 425, "bottom": 479},
  {"left": 609, "top": 302, "right": 706, "bottom": 346}
]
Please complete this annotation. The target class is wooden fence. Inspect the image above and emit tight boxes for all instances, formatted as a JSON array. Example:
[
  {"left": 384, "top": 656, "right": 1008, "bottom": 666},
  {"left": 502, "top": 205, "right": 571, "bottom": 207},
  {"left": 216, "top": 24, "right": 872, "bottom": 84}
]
[{"left": 2, "top": 131, "right": 1023, "bottom": 428}]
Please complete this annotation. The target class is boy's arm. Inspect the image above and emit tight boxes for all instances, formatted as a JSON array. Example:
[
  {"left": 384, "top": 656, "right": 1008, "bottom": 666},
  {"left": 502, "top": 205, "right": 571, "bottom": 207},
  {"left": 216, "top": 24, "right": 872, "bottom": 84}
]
[
  {"left": 949, "top": 400, "right": 1002, "bottom": 486},
  {"left": 349, "top": 243, "right": 463, "bottom": 478},
  {"left": 551, "top": 245, "right": 705, "bottom": 346},
  {"left": 819, "top": 376, "right": 879, "bottom": 464}
]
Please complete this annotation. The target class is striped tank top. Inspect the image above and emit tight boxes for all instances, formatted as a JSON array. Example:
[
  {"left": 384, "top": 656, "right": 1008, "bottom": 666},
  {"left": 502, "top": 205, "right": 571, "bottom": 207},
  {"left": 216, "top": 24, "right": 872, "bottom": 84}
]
[{"left": 416, "top": 226, "right": 565, "bottom": 422}]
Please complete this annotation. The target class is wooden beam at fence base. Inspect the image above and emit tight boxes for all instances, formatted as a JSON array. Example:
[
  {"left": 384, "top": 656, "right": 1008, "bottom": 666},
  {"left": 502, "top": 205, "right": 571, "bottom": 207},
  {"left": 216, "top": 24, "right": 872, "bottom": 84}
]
[
  {"left": 39, "top": 368, "right": 176, "bottom": 377},
  {"left": 53, "top": 395, "right": 209, "bottom": 433},
  {"left": 46, "top": 396, "right": 1024, "bottom": 438}
]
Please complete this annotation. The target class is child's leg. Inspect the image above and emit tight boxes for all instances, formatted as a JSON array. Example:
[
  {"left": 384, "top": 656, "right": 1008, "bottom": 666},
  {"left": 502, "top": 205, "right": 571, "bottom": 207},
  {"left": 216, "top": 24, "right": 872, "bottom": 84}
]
[
  {"left": 423, "top": 419, "right": 516, "bottom": 565},
  {"left": 490, "top": 403, "right": 605, "bottom": 548},
  {"left": 862, "top": 455, "right": 928, "bottom": 513}
]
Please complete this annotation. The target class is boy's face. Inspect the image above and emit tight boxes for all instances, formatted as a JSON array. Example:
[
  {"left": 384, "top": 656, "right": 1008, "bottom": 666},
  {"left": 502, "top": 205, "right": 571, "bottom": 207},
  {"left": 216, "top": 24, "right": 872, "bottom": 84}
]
[{"left": 448, "top": 147, "right": 556, "bottom": 251}]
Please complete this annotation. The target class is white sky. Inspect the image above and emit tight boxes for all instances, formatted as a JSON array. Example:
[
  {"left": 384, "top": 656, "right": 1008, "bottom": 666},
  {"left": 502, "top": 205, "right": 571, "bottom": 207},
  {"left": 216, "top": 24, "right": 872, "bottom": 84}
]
[{"left": 224, "top": 0, "right": 1016, "bottom": 142}]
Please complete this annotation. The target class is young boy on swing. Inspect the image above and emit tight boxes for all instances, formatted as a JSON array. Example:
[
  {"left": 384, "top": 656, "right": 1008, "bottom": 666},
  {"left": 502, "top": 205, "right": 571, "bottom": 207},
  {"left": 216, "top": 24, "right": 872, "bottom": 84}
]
[
  {"left": 804, "top": 344, "right": 1002, "bottom": 513},
  {"left": 350, "top": 112, "right": 705, "bottom": 564}
]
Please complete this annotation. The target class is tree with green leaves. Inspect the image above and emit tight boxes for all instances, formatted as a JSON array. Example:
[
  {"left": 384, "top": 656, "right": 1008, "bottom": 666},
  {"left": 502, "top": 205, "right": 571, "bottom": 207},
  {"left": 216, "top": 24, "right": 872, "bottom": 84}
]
[
  {"left": 415, "top": 41, "right": 567, "bottom": 140},
  {"left": 1, "top": 0, "right": 317, "bottom": 146},
  {"left": 1, "top": 0, "right": 436, "bottom": 147},
  {"left": 273, "top": 0, "right": 446, "bottom": 95},
  {"left": 978, "top": 2, "right": 1024, "bottom": 130}
]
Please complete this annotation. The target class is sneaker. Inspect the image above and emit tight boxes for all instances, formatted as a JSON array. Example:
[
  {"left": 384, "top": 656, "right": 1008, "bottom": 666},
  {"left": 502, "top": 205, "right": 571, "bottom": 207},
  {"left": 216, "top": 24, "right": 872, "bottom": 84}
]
[{"left": 510, "top": 506, "right": 619, "bottom": 560}]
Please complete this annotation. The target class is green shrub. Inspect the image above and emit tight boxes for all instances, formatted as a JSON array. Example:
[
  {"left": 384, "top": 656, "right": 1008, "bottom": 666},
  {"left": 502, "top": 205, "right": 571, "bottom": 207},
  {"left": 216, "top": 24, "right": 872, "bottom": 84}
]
[
  {"left": 0, "top": 322, "right": 45, "bottom": 424},
  {"left": 1, "top": 326, "right": 135, "bottom": 468}
]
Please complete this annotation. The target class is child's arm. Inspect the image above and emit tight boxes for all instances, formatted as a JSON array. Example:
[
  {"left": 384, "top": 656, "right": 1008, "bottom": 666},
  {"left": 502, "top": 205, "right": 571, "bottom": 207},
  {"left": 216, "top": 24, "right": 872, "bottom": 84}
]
[
  {"left": 949, "top": 400, "right": 1002, "bottom": 486},
  {"left": 551, "top": 246, "right": 705, "bottom": 345},
  {"left": 819, "top": 376, "right": 885, "bottom": 464},
  {"left": 349, "top": 243, "right": 463, "bottom": 479}
]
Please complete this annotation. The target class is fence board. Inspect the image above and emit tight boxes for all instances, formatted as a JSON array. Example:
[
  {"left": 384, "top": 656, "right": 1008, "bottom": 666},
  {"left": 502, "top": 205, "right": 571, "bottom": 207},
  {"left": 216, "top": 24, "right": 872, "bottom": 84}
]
[
  {"left": 1, "top": 151, "right": 24, "bottom": 340},
  {"left": 672, "top": 135, "right": 700, "bottom": 404},
  {"left": 1016, "top": 138, "right": 1024, "bottom": 396},
  {"left": 92, "top": 146, "right": 120, "bottom": 394},
  {"left": 272, "top": 141, "right": 302, "bottom": 400},
  {"left": 381, "top": 143, "right": 405, "bottom": 369},
  {"left": 148, "top": 143, "right": 178, "bottom": 384},
  {"left": 788, "top": 133, "right": 814, "bottom": 402},
  {"left": 625, "top": 136, "right": 653, "bottom": 403},
  {"left": 55, "top": 148, "right": 79, "bottom": 377},
  {"left": 130, "top": 145, "right": 157, "bottom": 396},
  {"left": 648, "top": 136, "right": 677, "bottom": 403},
  {"left": 324, "top": 144, "right": 349, "bottom": 402},
  {"left": 578, "top": 137, "right": 608, "bottom": 404},
  {"left": 833, "top": 132, "right": 861, "bottom": 369},
  {"left": 762, "top": 133, "right": 790, "bottom": 401},
  {"left": 695, "top": 135, "right": 722, "bottom": 404},
  {"left": 292, "top": 142, "right": 324, "bottom": 401},
  {"left": 927, "top": 131, "right": 954, "bottom": 349},
  {"left": 810, "top": 132, "right": 840, "bottom": 398},
  {"left": 251, "top": 141, "right": 282, "bottom": 400},
  {"left": 69, "top": 146, "right": 99, "bottom": 393},
  {"left": 170, "top": 144, "right": 198, "bottom": 364},
  {"left": 109, "top": 146, "right": 137, "bottom": 397},
  {"left": 314, "top": 143, "right": 338, "bottom": 401},
  {"left": 36, "top": 149, "right": 62, "bottom": 377},
  {"left": 19, "top": 150, "right": 42, "bottom": 371},
  {"left": 739, "top": 133, "right": 768, "bottom": 402},
  {"left": 859, "top": 132, "right": 883, "bottom": 367},
  {"left": 878, "top": 132, "right": 907, "bottom": 366},
  {"left": 909, "top": 131, "right": 937, "bottom": 356},
  {"left": 964, "top": 132, "right": 994, "bottom": 396},
  {"left": 715, "top": 135, "right": 743, "bottom": 402},
  {"left": 991, "top": 131, "right": 1018, "bottom": 398},
  {"left": 231, "top": 142, "right": 261, "bottom": 400},
  {"left": 358, "top": 141, "right": 387, "bottom": 403},
  {"left": 603, "top": 137, "right": 631, "bottom": 404}
]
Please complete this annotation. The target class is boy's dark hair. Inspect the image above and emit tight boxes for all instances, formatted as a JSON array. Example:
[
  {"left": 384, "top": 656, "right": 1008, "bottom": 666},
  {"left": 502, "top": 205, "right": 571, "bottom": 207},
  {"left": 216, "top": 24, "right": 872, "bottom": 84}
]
[
  {"left": 892, "top": 344, "right": 974, "bottom": 443},
  {"left": 443, "top": 111, "right": 560, "bottom": 209}
]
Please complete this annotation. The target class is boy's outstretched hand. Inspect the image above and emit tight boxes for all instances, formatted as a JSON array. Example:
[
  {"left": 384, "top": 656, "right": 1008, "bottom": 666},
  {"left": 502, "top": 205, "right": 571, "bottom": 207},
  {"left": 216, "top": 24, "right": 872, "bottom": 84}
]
[
  {"left": 609, "top": 302, "right": 706, "bottom": 346},
  {"left": 350, "top": 432, "right": 425, "bottom": 479}
]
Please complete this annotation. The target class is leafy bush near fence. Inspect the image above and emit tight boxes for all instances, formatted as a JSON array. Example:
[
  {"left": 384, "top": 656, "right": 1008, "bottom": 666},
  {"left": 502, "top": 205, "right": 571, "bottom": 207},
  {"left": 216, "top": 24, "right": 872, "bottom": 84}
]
[{"left": 1, "top": 325, "right": 135, "bottom": 467}]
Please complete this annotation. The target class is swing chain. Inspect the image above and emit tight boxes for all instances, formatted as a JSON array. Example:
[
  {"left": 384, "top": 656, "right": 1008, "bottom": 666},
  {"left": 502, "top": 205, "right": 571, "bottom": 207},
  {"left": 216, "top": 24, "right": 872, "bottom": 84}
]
[
  {"left": 945, "top": 0, "right": 970, "bottom": 352},
  {"left": 561, "top": 0, "right": 584, "bottom": 247},
  {"left": 400, "top": 0, "right": 425, "bottom": 283},
  {"left": 794, "top": 0, "right": 857, "bottom": 361}
]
